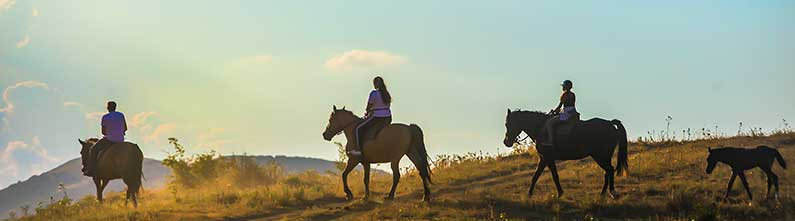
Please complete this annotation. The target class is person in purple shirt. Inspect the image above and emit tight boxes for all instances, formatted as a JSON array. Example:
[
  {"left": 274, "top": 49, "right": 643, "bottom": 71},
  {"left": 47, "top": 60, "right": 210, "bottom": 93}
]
[{"left": 85, "top": 101, "right": 128, "bottom": 176}]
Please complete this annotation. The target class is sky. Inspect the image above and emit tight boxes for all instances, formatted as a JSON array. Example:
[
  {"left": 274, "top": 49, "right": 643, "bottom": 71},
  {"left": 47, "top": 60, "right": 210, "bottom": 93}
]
[{"left": 1, "top": 1, "right": 793, "bottom": 189}]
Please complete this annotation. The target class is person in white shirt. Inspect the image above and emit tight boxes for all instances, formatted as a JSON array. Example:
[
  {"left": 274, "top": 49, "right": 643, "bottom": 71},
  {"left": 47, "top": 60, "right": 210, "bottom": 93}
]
[
  {"left": 85, "top": 101, "right": 128, "bottom": 176},
  {"left": 349, "top": 76, "right": 393, "bottom": 156}
]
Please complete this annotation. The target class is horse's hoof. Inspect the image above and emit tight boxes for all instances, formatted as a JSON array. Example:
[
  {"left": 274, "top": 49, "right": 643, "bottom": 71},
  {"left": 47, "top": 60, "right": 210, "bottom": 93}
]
[{"left": 345, "top": 194, "right": 354, "bottom": 201}]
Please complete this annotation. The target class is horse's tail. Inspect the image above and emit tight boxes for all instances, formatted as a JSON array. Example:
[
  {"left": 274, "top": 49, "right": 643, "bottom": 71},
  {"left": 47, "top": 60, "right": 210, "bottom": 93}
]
[
  {"left": 772, "top": 147, "right": 787, "bottom": 169},
  {"left": 612, "top": 120, "right": 629, "bottom": 177},
  {"left": 132, "top": 144, "right": 145, "bottom": 193},
  {"left": 408, "top": 124, "right": 433, "bottom": 184}
]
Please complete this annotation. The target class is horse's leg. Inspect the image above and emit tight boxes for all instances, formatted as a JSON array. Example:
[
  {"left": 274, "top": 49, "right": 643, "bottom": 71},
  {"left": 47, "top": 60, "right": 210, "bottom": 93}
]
[
  {"left": 594, "top": 154, "right": 616, "bottom": 198},
  {"left": 93, "top": 177, "right": 104, "bottom": 203},
  {"left": 724, "top": 172, "right": 737, "bottom": 201},
  {"left": 341, "top": 159, "right": 358, "bottom": 201},
  {"left": 386, "top": 161, "right": 400, "bottom": 200},
  {"left": 421, "top": 172, "right": 431, "bottom": 202},
  {"left": 528, "top": 160, "right": 546, "bottom": 197},
  {"left": 763, "top": 169, "right": 773, "bottom": 199},
  {"left": 772, "top": 171, "right": 780, "bottom": 199},
  {"left": 362, "top": 163, "right": 371, "bottom": 200},
  {"left": 737, "top": 172, "right": 753, "bottom": 201},
  {"left": 548, "top": 162, "right": 564, "bottom": 198},
  {"left": 761, "top": 166, "right": 779, "bottom": 199}
]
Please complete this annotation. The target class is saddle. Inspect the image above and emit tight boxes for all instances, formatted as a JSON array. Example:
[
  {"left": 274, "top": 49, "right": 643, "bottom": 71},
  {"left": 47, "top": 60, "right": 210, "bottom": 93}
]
[
  {"left": 554, "top": 113, "right": 581, "bottom": 136},
  {"left": 362, "top": 125, "right": 388, "bottom": 142}
]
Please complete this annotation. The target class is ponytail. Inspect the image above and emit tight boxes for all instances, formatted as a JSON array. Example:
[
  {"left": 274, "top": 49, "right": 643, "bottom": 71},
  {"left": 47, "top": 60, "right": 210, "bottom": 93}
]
[{"left": 373, "top": 76, "right": 391, "bottom": 105}]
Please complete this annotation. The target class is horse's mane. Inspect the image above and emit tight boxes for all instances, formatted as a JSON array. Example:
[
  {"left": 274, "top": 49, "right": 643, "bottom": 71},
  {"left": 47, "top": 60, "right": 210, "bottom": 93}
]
[
  {"left": 336, "top": 109, "right": 363, "bottom": 120},
  {"left": 511, "top": 109, "right": 547, "bottom": 118},
  {"left": 87, "top": 138, "right": 100, "bottom": 144}
]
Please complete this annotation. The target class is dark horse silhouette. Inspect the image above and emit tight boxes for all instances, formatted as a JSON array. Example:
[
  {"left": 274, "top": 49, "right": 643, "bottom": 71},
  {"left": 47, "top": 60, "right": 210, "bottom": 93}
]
[
  {"left": 79, "top": 138, "right": 144, "bottom": 207},
  {"left": 706, "top": 146, "right": 787, "bottom": 201},
  {"left": 502, "top": 109, "right": 628, "bottom": 198}
]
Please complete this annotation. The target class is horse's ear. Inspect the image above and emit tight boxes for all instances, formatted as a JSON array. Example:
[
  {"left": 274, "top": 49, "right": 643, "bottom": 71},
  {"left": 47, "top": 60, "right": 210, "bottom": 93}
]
[
  {"left": 507, "top": 108, "right": 511, "bottom": 115},
  {"left": 78, "top": 139, "right": 85, "bottom": 145},
  {"left": 708, "top": 147, "right": 712, "bottom": 152},
  {"left": 333, "top": 105, "right": 337, "bottom": 111},
  {"left": 342, "top": 106, "right": 346, "bottom": 110}
]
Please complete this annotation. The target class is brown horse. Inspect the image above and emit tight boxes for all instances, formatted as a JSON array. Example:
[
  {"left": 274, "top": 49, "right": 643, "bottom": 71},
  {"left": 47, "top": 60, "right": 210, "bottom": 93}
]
[
  {"left": 79, "top": 138, "right": 144, "bottom": 207},
  {"left": 503, "top": 109, "right": 628, "bottom": 198},
  {"left": 322, "top": 105, "right": 432, "bottom": 201}
]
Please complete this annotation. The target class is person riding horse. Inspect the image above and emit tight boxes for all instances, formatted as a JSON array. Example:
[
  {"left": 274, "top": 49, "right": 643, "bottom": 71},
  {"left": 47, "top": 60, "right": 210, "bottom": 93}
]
[
  {"left": 541, "top": 80, "right": 579, "bottom": 147},
  {"left": 84, "top": 101, "right": 128, "bottom": 176},
  {"left": 349, "top": 76, "right": 392, "bottom": 157}
]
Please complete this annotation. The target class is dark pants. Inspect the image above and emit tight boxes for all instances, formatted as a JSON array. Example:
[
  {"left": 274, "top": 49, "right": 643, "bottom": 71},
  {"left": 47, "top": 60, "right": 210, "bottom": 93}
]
[
  {"left": 355, "top": 116, "right": 392, "bottom": 151},
  {"left": 87, "top": 138, "right": 116, "bottom": 175}
]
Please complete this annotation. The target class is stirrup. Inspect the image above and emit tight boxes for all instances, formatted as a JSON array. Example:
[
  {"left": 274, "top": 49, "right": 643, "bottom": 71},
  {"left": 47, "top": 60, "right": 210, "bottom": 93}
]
[{"left": 347, "top": 150, "right": 362, "bottom": 156}]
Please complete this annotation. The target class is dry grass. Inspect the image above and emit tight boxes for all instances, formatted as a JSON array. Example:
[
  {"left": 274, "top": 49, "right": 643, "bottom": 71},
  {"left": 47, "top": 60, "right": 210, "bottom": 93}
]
[{"left": 10, "top": 133, "right": 795, "bottom": 221}]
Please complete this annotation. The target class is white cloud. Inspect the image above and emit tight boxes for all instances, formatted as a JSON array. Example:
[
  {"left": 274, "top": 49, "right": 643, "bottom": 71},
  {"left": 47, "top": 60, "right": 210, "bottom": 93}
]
[
  {"left": 144, "top": 123, "right": 176, "bottom": 144},
  {"left": 325, "top": 50, "right": 407, "bottom": 72},
  {"left": 16, "top": 34, "right": 30, "bottom": 48},
  {"left": 130, "top": 111, "right": 157, "bottom": 128},
  {"left": 0, "top": 137, "right": 59, "bottom": 181},
  {"left": 240, "top": 55, "right": 273, "bottom": 64},
  {"left": 0, "top": 0, "right": 14, "bottom": 11},
  {"left": 0, "top": 81, "right": 49, "bottom": 113},
  {"left": 63, "top": 101, "right": 82, "bottom": 108},
  {"left": 84, "top": 112, "right": 104, "bottom": 121}
]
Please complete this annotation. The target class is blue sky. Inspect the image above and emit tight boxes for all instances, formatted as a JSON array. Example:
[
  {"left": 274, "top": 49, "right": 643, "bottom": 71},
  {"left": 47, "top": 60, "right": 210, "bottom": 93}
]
[{"left": 1, "top": 0, "right": 793, "bottom": 189}]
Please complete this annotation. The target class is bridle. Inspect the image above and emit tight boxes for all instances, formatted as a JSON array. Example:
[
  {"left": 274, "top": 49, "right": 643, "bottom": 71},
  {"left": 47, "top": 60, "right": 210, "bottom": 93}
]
[{"left": 329, "top": 117, "right": 360, "bottom": 135}]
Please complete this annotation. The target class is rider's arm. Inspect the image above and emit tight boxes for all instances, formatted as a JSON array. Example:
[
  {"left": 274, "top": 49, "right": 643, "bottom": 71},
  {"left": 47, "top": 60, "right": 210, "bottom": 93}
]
[
  {"left": 101, "top": 118, "right": 107, "bottom": 135},
  {"left": 123, "top": 117, "right": 128, "bottom": 132}
]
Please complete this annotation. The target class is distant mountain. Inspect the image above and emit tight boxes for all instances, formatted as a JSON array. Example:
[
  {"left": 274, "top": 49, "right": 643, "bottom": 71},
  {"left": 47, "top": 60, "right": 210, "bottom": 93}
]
[{"left": 0, "top": 155, "right": 340, "bottom": 219}]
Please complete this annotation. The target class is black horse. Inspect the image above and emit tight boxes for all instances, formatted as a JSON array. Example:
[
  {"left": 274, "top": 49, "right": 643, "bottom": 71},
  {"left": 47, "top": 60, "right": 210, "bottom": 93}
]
[
  {"left": 503, "top": 109, "right": 628, "bottom": 198},
  {"left": 706, "top": 146, "right": 787, "bottom": 201}
]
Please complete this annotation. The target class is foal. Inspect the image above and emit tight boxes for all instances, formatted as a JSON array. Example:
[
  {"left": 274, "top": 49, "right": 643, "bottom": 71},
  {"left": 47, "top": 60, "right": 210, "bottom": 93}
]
[{"left": 705, "top": 146, "right": 787, "bottom": 201}]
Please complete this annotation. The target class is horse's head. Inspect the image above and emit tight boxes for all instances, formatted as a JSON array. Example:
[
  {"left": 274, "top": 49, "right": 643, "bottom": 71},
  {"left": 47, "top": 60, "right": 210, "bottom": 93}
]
[
  {"left": 78, "top": 138, "right": 98, "bottom": 174},
  {"left": 503, "top": 109, "right": 549, "bottom": 147},
  {"left": 705, "top": 147, "right": 719, "bottom": 174},
  {"left": 322, "top": 105, "right": 357, "bottom": 141},
  {"left": 503, "top": 109, "right": 524, "bottom": 147}
]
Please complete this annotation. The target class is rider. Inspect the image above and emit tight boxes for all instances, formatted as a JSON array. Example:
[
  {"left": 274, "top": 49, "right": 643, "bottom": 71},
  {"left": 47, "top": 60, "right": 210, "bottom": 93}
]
[
  {"left": 542, "top": 80, "right": 578, "bottom": 147},
  {"left": 85, "top": 101, "right": 128, "bottom": 176},
  {"left": 348, "top": 76, "right": 392, "bottom": 156}
]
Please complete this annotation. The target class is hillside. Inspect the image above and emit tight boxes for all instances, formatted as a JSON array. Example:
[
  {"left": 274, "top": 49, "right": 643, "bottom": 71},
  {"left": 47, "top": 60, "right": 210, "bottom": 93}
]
[
  {"left": 8, "top": 133, "right": 795, "bottom": 220},
  {"left": 0, "top": 155, "right": 340, "bottom": 219}
]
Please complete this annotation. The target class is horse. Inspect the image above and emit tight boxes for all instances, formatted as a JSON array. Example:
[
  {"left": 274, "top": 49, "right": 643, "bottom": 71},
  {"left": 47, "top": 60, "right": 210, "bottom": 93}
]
[
  {"left": 706, "top": 146, "right": 787, "bottom": 201},
  {"left": 78, "top": 138, "right": 144, "bottom": 207},
  {"left": 322, "top": 105, "right": 432, "bottom": 202},
  {"left": 502, "top": 109, "right": 628, "bottom": 198}
]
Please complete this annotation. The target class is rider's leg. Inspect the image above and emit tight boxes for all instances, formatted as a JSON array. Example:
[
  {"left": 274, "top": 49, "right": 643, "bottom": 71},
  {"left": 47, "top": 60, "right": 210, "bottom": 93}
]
[
  {"left": 351, "top": 117, "right": 374, "bottom": 156},
  {"left": 542, "top": 118, "right": 560, "bottom": 146}
]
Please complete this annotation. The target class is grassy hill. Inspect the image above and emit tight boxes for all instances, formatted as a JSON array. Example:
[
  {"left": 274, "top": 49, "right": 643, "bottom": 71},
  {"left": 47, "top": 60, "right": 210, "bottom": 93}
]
[
  {"left": 8, "top": 133, "right": 795, "bottom": 220},
  {"left": 0, "top": 154, "right": 342, "bottom": 220}
]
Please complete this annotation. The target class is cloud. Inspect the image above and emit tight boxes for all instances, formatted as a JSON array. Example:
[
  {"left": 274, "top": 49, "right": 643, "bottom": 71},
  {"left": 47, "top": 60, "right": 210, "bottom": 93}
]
[
  {"left": 130, "top": 112, "right": 157, "bottom": 128},
  {"left": 84, "top": 112, "right": 104, "bottom": 121},
  {"left": 16, "top": 34, "right": 30, "bottom": 48},
  {"left": 240, "top": 55, "right": 273, "bottom": 64},
  {"left": 325, "top": 50, "right": 407, "bottom": 72},
  {"left": 144, "top": 123, "right": 176, "bottom": 144},
  {"left": 0, "top": 137, "right": 59, "bottom": 180},
  {"left": 0, "top": 81, "right": 49, "bottom": 113},
  {"left": 63, "top": 101, "right": 82, "bottom": 108},
  {"left": 0, "top": 0, "right": 14, "bottom": 11}
]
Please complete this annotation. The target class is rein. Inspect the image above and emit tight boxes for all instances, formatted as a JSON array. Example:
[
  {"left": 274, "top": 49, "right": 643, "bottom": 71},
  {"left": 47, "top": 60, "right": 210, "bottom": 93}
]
[{"left": 332, "top": 118, "right": 360, "bottom": 135}]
